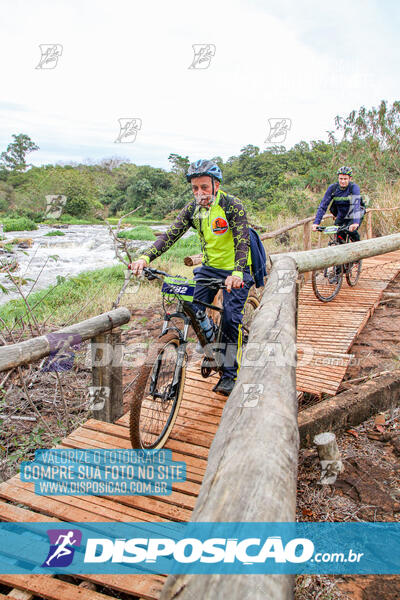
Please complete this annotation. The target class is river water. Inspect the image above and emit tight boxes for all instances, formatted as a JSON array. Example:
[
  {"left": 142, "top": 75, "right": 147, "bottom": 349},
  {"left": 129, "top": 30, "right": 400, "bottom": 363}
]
[{"left": 0, "top": 224, "right": 166, "bottom": 308}]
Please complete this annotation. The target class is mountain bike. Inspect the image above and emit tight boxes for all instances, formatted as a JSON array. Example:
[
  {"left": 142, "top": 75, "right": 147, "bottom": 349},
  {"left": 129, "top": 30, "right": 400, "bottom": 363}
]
[
  {"left": 312, "top": 225, "right": 362, "bottom": 302},
  {"left": 129, "top": 267, "right": 259, "bottom": 449}
]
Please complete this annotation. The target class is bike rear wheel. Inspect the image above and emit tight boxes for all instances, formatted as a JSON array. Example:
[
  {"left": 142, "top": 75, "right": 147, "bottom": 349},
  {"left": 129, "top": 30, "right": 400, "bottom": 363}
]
[
  {"left": 129, "top": 331, "right": 186, "bottom": 449},
  {"left": 242, "top": 294, "right": 260, "bottom": 345},
  {"left": 312, "top": 266, "right": 343, "bottom": 302}
]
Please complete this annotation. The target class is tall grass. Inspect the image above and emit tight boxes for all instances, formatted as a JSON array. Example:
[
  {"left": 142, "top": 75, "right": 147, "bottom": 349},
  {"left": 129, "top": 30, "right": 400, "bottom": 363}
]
[
  {"left": 117, "top": 226, "right": 156, "bottom": 241},
  {"left": 157, "top": 233, "right": 201, "bottom": 262},
  {"left": 0, "top": 259, "right": 195, "bottom": 329},
  {"left": 368, "top": 182, "right": 400, "bottom": 236},
  {"left": 0, "top": 265, "right": 125, "bottom": 328}
]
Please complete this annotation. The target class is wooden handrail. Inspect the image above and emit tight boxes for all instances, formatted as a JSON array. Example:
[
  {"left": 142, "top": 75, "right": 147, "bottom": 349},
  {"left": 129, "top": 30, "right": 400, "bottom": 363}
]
[
  {"left": 366, "top": 206, "right": 400, "bottom": 212},
  {"left": 183, "top": 216, "right": 332, "bottom": 266},
  {"left": 183, "top": 205, "right": 400, "bottom": 266},
  {"left": 0, "top": 307, "right": 131, "bottom": 423},
  {"left": 0, "top": 307, "right": 131, "bottom": 372},
  {"left": 275, "top": 232, "right": 400, "bottom": 274},
  {"left": 161, "top": 255, "right": 299, "bottom": 600},
  {"left": 259, "top": 216, "right": 315, "bottom": 240}
]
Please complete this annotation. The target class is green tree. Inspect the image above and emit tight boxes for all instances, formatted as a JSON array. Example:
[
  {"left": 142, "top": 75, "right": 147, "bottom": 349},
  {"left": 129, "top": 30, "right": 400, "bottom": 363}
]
[
  {"left": 0, "top": 134, "right": 39, "bottom": 172},
  {"left": 58, "top": 169, "right": 99, "bottom": 216},
  {"left": 330, "top": 100, "right": 400, "bottom": 189},
  {"left": 168, "top": 153, "right": 190, "bottom": 175}
]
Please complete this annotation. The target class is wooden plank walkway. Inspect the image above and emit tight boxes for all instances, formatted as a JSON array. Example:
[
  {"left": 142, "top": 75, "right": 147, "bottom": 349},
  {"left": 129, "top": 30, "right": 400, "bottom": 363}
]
[
  {"left": 296, "top": 249, "right": 400, "bottom": 396},
  {"left": 0, "top": 368, "right": 221, "bottom": 600},
  {"left": 1, "top": 249, "right": 400, "bottom": 598}
]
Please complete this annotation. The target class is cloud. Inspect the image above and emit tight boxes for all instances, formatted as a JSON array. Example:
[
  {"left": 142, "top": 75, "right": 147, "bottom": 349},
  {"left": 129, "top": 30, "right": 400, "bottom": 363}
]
[{"left": 0, "top": 0, "right": 398, "bottom": 168}]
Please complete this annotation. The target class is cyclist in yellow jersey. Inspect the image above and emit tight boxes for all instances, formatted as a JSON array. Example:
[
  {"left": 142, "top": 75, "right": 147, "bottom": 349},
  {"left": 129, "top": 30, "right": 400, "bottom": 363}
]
[{"left": 129, "top": 159, "right": 254, "bottom": 396}]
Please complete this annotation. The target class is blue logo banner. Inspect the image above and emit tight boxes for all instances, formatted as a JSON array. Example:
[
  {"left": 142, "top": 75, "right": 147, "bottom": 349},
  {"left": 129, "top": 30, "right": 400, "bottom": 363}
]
[{"left": 0, "top": 522, "right": 399, "bottom": 575}]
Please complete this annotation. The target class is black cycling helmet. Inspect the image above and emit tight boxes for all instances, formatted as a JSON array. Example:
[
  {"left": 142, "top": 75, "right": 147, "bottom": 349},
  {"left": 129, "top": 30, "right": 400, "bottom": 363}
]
[
  {"left": 186, "top": 159, "right": 223, "bottom": 183},
  {"left": 337, "top": 166, "right": 353, "bottom": 176}
]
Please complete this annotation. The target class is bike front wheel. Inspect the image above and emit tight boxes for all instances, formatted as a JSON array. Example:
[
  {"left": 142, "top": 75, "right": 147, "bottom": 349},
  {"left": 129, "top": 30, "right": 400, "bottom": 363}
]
[
  {"left": 312, "top": 266, "right": 343, "bottom": 302},
  {"left": 345, "top": 260, "right": 362, "bottom": 287},
  {"left": 129, "top": 331, "right": 186, "bottom": 449}
]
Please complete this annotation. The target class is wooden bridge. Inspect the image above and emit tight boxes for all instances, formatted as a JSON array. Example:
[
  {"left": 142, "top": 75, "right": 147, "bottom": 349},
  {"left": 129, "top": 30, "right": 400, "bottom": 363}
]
[
  {"left": 0, "top": 367, "right": 220, "bottom": 599},
  {"left": 1, "top": 239, "right": 400, "bottom": 599},
  {"left": 296, "top": 249, "right": 400, "bottom": 396}
]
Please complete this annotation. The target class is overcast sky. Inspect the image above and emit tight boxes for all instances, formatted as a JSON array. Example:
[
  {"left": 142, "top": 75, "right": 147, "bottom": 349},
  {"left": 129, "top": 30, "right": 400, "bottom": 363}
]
[{"left": 0, "top": 0, "right": 399, "bottom": 169}]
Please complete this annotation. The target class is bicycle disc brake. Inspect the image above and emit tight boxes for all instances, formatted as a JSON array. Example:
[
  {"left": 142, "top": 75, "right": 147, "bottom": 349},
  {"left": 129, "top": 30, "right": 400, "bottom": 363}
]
[{"left": 201, "top": 357, "right": 215, "bottom": 378}]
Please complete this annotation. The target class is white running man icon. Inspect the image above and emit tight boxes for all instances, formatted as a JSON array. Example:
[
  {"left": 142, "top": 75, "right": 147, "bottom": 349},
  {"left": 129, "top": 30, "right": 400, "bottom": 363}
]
[{"left": 46, "top": 531, "right": 77, "bottom": 566}]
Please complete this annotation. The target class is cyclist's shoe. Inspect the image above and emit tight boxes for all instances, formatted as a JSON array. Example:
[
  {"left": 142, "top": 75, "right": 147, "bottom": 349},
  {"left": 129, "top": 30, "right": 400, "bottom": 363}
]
[{"left": 212, "top": 376, "right": 235, "bottom": 396}]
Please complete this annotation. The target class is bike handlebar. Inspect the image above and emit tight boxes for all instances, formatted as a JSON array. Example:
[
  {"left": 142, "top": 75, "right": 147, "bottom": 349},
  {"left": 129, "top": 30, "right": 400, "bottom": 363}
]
[
  {"left": 194, "top": 277, "right": 226, "bottom": 289},
  {"left": 316, "top": 225, "right": 353, "bottom": 234},
  {"left": 143, "top": 267, "right": 169, "bottom": 279},
  {"left": 142, "top": 267, "right": 228, "bottom": 289}
]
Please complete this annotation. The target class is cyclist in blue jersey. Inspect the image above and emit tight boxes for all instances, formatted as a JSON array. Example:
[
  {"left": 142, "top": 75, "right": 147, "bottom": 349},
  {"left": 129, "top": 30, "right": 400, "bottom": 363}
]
[{"left": 312, "top": 166, "right": 365, "bottom": 241}]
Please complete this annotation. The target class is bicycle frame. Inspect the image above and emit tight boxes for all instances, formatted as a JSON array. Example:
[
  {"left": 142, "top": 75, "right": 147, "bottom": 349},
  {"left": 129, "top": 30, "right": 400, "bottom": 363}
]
[
  {"left": 317, "top": 226, "right": 356, "bottom": 270},
  {"left": 142, "top": 268, "right": 226, "bottom": 396},
  {"left": 159, "top": 296, "right": 225, "bottom": 369}
]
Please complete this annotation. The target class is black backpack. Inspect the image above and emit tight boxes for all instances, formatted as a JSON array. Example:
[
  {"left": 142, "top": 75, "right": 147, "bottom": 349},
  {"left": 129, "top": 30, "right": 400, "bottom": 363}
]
[
  {"left": 329, "top": 182, "right": 366, "bottom": 217},
  {"left": 249, "top": 227, "right": 267, "bottom": 288}
]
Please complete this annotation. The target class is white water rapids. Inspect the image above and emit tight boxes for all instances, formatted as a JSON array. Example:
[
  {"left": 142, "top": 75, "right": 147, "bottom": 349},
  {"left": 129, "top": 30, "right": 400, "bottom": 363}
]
[{"left": 0, "top": 224, "right": 167, "bottom": 308}]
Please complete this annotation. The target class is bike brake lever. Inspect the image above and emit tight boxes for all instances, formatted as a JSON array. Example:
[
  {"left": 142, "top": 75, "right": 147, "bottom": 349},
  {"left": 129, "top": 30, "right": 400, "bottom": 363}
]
[{"left": 143, "top": 268, "right": 157, "bottom": 280}]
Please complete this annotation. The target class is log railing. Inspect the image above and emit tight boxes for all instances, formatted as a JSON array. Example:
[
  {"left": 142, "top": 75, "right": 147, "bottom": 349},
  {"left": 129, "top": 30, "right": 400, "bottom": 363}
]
[
  {"left": 278, "top": 231, "right": 400, "bottom": 273},
  {"left": 162, "top": 232, "right": 400, "bottom": 600},
  {"left": 161, "top": 254, "right": 299, "bottom": 600},
  {"left": 0, "top": 307, "right": 131, "bottom": 423},
  {"left": 183, "top": 206, "right": 400, "bottom": 267}
]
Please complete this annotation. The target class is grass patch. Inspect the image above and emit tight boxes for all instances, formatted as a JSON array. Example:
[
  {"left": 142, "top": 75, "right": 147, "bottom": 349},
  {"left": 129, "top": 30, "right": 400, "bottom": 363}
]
[
  {"left": 3, "top": 244, "right": 15, "bottom": 253},
  {"left": 106, "top": 216, "right": 168, "bottom": 226},
  {"left": 117, "top": 225, "right": 156, "bottom": 241},
  {"left": 0, "top": 257, "right": 197, "bottom": 329},
  {"left": 0, "top": 265, "right": 126, "bottom": 328},
  {"left": 42, "top": 215, "right": 102, "bottom": 225},
  {"left": 156, "top": 233, "right": 201, "bottom": 262},
  {"left": 44, "top": 230, "right": 66, "bottom": 237},
  {"left": 1, "top": 217, "right": 38, "bottom": 232}
]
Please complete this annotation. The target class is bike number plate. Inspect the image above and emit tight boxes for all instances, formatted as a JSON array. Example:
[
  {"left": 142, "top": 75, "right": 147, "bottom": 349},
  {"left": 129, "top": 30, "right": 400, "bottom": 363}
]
[
  {"left": 323, "top": 226, "right": 339, "bottom": 234},
  {"left": 161, "top": 277, "right": 196, "bottom": 302}
]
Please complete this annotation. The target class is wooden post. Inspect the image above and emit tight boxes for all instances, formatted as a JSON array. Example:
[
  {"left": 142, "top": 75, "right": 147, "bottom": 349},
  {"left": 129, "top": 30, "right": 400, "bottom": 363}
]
[
  {"left": 90, "top": 329, "right": 123, "bottom": 423},
  {"left": 313, "top": 432, "right": 343, "bottom": 485},
  {"left": 302, "top": 221, "right": 312, "bottom": 282},
  {"left": 110, "top": 329, "right": 124, "bottom": 422},
  {"left": 366, "top": 211, "right": 373, "bottom": 239},
  {"left": 160, "top": 255, "right": 299, "bottom": 600}
]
